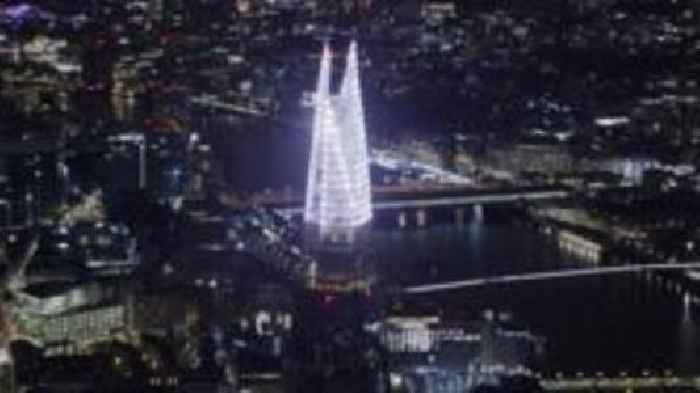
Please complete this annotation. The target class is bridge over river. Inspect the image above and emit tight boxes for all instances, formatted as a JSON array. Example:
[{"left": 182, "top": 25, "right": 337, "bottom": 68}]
[
  {"left": 267, "top": 185, "right": 571, "bottom": 216},
  {"left": 403, "top": 262, "right": 700, "bottom": 294}
]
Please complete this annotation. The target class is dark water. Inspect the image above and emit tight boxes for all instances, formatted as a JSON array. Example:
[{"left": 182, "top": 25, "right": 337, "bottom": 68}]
[
  {"left": 370, "top": 220, "right": 700, "bottom": 376},
  {"left": 370, "top": 220, "right": 578, "bottom": 286}
]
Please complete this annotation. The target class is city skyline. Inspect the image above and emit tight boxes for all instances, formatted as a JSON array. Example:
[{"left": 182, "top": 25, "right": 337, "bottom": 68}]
[{"left": 1, "top": 1, "right": 700, "bottom": 392}]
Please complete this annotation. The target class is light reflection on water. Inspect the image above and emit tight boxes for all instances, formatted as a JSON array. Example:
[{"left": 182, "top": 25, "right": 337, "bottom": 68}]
[
  {"left": 370, "top": 220, "right": 576, "bottom": 286},
  {"left": 368, "top": 219, "right": 700, "bottom": 375}
]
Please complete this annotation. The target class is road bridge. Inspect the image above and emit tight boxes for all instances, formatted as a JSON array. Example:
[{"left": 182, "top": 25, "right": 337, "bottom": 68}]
[
  {"left": 403, "top": 262, "right": 700, "bottom": 294},
  {"left": 272, "top": 187, "right": 570, "bottom": 217}
]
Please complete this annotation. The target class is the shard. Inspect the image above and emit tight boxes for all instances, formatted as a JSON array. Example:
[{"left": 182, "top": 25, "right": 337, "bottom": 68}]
[{"left": 304, "top": 41, "right": 372, "bottom": 242}]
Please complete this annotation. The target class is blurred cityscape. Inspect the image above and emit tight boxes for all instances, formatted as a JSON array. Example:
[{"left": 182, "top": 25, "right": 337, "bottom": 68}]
[{"left": 1, "top": 0, "right": 700, "bottom": 393}]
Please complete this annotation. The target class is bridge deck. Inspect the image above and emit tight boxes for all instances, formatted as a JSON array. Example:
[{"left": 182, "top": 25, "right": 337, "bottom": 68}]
[
  {"left": 269, "top": 186, "right": 570, "bottom": 214},
  {"left": 403, "top": 262, "right": 700, "bottom": 294}
]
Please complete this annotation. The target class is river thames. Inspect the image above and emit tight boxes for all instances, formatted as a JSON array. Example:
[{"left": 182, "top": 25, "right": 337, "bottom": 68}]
[{"left": 369, "top": 215, "right": 700, "bottom": 376}]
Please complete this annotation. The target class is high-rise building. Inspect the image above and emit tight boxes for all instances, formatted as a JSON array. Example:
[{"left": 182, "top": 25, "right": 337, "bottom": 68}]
[
  {"left": 304, "top": 41, "right": 372, "bottom": 244},
  {"left": 0, "top": 146, "right": 68, "bottom": 226},
  {"left": 148, "top": 0, "right": 164, "bottom": 21}
]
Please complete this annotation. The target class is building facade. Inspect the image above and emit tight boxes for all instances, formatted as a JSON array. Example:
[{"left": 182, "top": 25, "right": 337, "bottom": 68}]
[
  {"left": 376, "top": 310, "right": 544, "bottom": 393},
  {"left": 304, "top": 41, "right": 372, "bottom": 244}
]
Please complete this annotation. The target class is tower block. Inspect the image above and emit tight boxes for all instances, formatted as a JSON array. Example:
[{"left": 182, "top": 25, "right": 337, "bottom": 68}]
[{"left": 304, "top": 41, "right": 372, "bottom": 246}]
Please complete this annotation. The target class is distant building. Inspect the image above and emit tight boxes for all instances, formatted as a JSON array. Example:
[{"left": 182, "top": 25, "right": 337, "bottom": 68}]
[
  {"left": 486, "top": 143, "right": 572, "bottom": 178},
  {"left": 375, "top": 310, "right": 543, "bottom": 393},
  {"left": 20, "top": 36, "right": 68, "bottom": 66},
  {"left": 235, "top": 283, "right": 294, "bottom": 362},
  {"left": 179, "top": 367, "right": 236, "bottom": 393},
  {"left": 307, "top": 251, "right": 376, "bottom": 295},
  {"left": 14, "top": 354, "right": 131, "bottom": 392},
  {"left": 421, "top": 2, "right": 458, "bottom": 25},
  {"left": 591, "top": 157, "right": 658, "bottom": 186},
  {"left": 80, "top": 33, "right": 116, "bottom": 115},
  {"left": 132, "top": 286, "right": 200, "bottom": 339},
  {"left": 24, "top": 222, "right": 139, "bottom": 281},
  {"left": 148, "top": 0, "right": 164, "bottom": 21},
  {"left": 558, "top": 229, "right": 605, "bottom": 264},
  {"left": 12, "top": 279, "right": 133, "bottom": 353},
  {"left": 0, "top": 147, "right": 68, "bottom": 226},
  {"left": 3, "top": 220, "right": 139, "bottom": 353},
  {"left": 91, "top": 130, "right": 194, "bottom": 209}
]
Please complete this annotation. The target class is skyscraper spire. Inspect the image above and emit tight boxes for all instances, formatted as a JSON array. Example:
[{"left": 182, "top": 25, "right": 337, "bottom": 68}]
[
  {"left": 304, "top": 41, "right": 331, "bottom": 223},
  {"left": 339, "top": 40, "right": 372, "bottom": 220},
  {"left": 318, "top": 41, "right": 332, "bottom": 98},
  {"left": 340, "top": 40, "right": 358, "bottom": 97},
  {"left": 305, "top": 41, "right": 373, "bottom": 243}
]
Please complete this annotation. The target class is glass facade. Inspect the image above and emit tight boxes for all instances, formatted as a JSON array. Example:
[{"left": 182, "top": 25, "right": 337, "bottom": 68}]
[{"left": 304, "top": 41, "right": 372, "bottom": 240}]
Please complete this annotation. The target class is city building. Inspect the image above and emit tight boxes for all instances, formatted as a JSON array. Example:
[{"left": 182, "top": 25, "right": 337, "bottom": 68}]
[
  {"left": 375, "top": 309, "right": 543, "bottom": 393},
  {"left": 591, "top": 157, "right": 658, "bottom": 186},
  {"left": 0, "top": 145, "right": 69, "bottom": 227},
  {"left": 421, "top": 2, "right": 458, "bottom": 25},
  {"left": 235, "top": 283, "right": 294, "bottom": 367},
  {"left": 13, "top": 353, "right": 136, "bottom": 393},
  {"left": 132, "top": 285, "right": 200, "bottom": 340},
  {"left": 304, "top": 41, "right": 372, "bottom": 244},
  {"left": 485, "top": 143, "right": 573, "bottom": 178},
  {"left": 24, "top": 222, "right": 139, "bottom": 281},
  {"left": 12, "top": 279, "right": 133, "bottom": 354},
  {"left": 557, "top": 228, "right": 605, "bottom": 264}
]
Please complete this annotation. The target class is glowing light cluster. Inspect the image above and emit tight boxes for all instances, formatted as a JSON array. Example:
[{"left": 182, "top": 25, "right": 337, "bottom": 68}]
[{"left": 304, "top": 41, "right": 372, "bottom": 237}]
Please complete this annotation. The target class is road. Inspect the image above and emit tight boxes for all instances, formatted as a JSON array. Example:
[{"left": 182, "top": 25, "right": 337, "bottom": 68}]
[{"left": 403, "top": 262, "right": 700, "bottom": 294}]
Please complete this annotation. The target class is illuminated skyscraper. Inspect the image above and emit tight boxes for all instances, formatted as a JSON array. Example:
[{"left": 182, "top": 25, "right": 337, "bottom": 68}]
[{"left": 305, "top": 41, "right": 372, "bottom": 243}]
